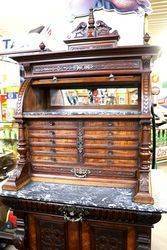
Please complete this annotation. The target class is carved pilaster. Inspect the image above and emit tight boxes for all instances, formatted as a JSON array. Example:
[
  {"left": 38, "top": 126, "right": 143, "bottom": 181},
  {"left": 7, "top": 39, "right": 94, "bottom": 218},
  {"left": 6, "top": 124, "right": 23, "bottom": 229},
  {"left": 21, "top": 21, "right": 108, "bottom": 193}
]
[
  {"left": 2, "top": 120, "right": 30, "bottom": 191},
  {"left": 134, "top": 120, "right": 153, "bottom": 204},
  {"left": 141, "top": 72, "right": 151, "bottom": 114}
]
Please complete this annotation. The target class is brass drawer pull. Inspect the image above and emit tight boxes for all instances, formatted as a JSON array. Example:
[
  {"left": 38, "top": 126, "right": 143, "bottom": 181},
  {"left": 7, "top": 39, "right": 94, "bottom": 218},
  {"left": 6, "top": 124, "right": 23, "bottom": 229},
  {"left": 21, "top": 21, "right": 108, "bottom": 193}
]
[
  {"left": 71, "top": 168, "right": 91, "bottom": 178},
  {"left": 64, "top": 212, "right": 83, "bottom": 222}
]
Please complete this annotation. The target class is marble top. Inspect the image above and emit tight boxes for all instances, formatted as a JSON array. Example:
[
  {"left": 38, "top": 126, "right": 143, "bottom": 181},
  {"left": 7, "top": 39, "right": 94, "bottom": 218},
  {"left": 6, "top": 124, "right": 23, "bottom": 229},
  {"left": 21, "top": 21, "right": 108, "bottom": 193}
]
[{"left": 1, "top": 170, "right": 167, "bottom": 213}]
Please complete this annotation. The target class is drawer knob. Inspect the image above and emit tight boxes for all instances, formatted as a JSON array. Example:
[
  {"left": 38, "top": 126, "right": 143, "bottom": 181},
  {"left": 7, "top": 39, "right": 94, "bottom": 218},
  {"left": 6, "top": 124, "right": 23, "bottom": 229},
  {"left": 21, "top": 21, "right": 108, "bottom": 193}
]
[
  {"left": 49, "top": 131, "right": 55, "bottom": 135},
  {"left": 109, "top": 74, "right": 114, "bottom": 81},
  {"left": 53, "top": 76, "right": 58, "bottom": 83},
  {"left": 108, "top": 151, "right": 113, "bottom": 156},
  {"left": 49, "top": 121, "right": 55, "bottom": 126}
]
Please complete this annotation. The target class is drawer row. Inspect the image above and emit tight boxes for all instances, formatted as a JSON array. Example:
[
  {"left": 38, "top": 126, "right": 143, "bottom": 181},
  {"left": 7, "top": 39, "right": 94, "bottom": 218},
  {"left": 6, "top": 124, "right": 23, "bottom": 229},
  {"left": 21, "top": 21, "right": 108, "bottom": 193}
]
[
  {"left": 28, "top": 138, "right": 139, "bottom": 147},
  {"left": 27, "top": 120, "right": 139, "bottom": 129},
  {"left": 27, "top": 130, "right": 139, "bottom": 140},
  {"left": 29, "top": 147, "right": 138, "bottom": 157}
]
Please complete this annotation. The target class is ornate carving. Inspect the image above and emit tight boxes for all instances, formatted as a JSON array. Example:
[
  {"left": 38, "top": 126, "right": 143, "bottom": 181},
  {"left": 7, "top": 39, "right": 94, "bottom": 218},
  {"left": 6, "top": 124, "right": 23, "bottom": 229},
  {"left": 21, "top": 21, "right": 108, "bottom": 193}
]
[
  {"left": 2, "top": 119, "right": 30, "bottom": 191},
  {"left": 134, "top": 120, "right": 153, "bottom": 204},
  {"left": 77, "top": 121, "right": 84, "bottom": 164},
  {"left": 70, "top": 22, "right": 87, "bottom": 38},
  {"left": 66, "top": 9, "right": 120, "bottom": 48},
  {"left": 142, "top": 56, "right": 151, "bottom": 70},
  {"left": 59, "top": 206, "right": 88, "bottom": 222},
  {"left": 15, "top": 79, "right": 30, "bottom": 117},
  {"left": 144, "top": 33, "right": 151, "bottom": 45},
  {"left": 142, "top": 72, "right": 150, "bottom": 114},
  {"left": 37, "top": 220, "right": 65, "bottom": 250},
  {"left": 88, "top": 8, "right": 95, "bottom": 37},
  {"left": 96, "top": 20, "right": 112, "bottom": 37},
  {"left": 93, "top": 227, "right": 127, "bottom": 250},
  {"left": 32, "top": 60, "right": 141, "bottom": 74},
  {"left": 1, "top": 197, "right": 162, "bottom": 226}
]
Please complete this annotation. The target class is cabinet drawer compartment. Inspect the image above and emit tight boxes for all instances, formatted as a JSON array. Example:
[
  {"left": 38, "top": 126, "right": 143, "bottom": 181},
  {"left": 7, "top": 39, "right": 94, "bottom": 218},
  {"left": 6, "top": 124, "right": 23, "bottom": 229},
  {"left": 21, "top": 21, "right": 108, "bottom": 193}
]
[
  {"left": 29, "top": 138, "right": 76, "bottom": 145},
  {"left": 84, "top": 149, "right": 138, "bottom": 157},
  {"left": 28, "top": 120, "right": 76, "bottom": 128},
  {"left": 84, "top": 120, "right": 138, "bottom": 128},
  {"left": 31, "top": 155, "right": 78, "bottom": 164},
  {"left": 30, "top": 146, "right": 77, "bottom": 154},
  {"left": 84, "top": 158, "right": 137, "bottom": 166},
  {"left": 84, "top": 139, "right": 138, "bottom": 147}
]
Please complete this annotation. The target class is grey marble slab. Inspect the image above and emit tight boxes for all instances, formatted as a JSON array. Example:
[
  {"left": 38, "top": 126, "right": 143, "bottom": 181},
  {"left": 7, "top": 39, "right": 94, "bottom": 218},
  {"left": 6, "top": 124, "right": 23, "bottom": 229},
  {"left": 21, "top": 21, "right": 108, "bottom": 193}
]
[{"left": 1, "top": 180, "right": 167, "bottom": 213}]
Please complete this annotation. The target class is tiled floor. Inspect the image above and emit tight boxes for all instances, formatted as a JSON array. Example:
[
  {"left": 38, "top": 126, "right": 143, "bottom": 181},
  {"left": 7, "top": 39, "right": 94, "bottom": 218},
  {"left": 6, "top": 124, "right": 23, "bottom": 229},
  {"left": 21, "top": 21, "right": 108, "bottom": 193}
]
[{"left": 152, "top": 162, "right": 167, "bottom": 250}]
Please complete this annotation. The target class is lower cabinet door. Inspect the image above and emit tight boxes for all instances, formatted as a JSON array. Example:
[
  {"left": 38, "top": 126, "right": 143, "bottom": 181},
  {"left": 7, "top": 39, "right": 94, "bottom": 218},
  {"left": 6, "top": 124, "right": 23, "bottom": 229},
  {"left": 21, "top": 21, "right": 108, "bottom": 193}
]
[
  {"left": 28, "top": 214, "right": 135, "bottom": 250},
  {"left": 28, "top": 214, "right": 81, "bottom": 250},
  {"left": 82, "top": 221, "right": 135, "bottom": 250}
]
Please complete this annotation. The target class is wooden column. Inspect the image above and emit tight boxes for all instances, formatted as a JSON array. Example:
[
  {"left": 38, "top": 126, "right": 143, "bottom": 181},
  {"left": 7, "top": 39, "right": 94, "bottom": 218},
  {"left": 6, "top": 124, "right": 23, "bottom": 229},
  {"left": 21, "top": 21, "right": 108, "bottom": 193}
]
[
  {"left": 2, "top": 119, "right": 30, "bottom": 191},
  {"left": 134, "top": 119, "right": 154, "bottom": 204}
]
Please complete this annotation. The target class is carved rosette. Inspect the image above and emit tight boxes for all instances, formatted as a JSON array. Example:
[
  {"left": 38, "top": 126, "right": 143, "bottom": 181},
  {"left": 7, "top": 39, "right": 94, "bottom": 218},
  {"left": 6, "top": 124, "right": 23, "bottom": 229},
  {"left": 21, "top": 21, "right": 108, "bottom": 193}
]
[{"left": 134, "top": 120, "right": 153, "bottom": 204}]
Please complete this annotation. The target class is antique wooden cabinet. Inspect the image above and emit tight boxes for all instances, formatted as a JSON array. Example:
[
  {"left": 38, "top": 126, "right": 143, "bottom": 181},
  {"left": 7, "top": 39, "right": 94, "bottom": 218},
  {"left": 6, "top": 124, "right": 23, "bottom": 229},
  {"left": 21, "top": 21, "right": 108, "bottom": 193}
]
[{"left": 0, "top": 10, "right": 162, "bottom": 250}]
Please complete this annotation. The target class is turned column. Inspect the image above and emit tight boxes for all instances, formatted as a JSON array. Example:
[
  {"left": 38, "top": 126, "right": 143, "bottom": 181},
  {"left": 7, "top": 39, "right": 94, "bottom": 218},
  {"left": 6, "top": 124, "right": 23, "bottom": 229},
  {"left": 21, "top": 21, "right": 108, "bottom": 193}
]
[
  {"left": 2, "top": 119, "right": 30, "bottom": 191},
  {"left": 134, "top": 119, "right": 153, "bottom": 204}
]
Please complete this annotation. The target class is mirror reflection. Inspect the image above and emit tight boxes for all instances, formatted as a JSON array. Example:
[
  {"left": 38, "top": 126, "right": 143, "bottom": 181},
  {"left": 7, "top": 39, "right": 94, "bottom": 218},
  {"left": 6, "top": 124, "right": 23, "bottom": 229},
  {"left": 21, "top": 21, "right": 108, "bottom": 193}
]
[{"left": 50, "top": 87, "right": 138, "bottom": 106}]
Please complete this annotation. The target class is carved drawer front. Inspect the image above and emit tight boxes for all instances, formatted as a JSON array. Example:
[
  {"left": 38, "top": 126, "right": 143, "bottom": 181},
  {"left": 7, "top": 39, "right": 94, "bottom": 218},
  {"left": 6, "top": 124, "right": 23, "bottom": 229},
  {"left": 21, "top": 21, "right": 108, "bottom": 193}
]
[
  {"left": 28, "top": 120, "right": 76, "bottom": 129},
  {"left": 31, "top": 155, "right": 78, "bottom": 164},
  {"left": 29, "top": 138, "right": 76, "bottom": 146},
  {"left": 31, "top": 146, "right": 77, "bottom": 154},
  {"left": 28, "top": 129, "right": 77, "bottom": 138},
  {"left": 84, "top": 139, "right": 138, "bottom": 148},
  {"left": 84, "top": 148, "right": 138, "bottom": 157},
  {"left": 84, "top": 158, "right": 137, "bottom": 168},
  {"left": 84, "top": 130, "right": 138, "bottom": 139},
  {"left": 84, "top": 120, "right": 138, "bottom": 128}
]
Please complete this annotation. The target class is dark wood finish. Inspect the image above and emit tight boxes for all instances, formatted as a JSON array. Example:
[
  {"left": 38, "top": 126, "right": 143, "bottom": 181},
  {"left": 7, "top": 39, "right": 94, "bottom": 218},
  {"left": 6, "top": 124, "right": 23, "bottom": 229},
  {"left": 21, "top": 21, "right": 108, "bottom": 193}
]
[
  {"left": 2, "top": 11, "right": 160, "bottom": 202},
  {"left": 0, "top": 195, "right": 162, "bottom": 250},
  {"left": 1, "top": 10, "right": 161, "bottom": 250}
]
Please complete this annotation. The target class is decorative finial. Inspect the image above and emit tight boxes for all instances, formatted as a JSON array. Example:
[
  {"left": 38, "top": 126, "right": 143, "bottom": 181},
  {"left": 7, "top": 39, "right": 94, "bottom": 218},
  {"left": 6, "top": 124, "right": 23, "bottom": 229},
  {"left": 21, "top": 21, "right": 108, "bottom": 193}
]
[
  {"left": 144, "top": 33, "right": 150, "bottom": 45},
  {"left": 87, "top": 9, "right": 95, "bottom": 37},
  {"left": 39, "top": 42, "right": 46, "bottom": 51}
]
